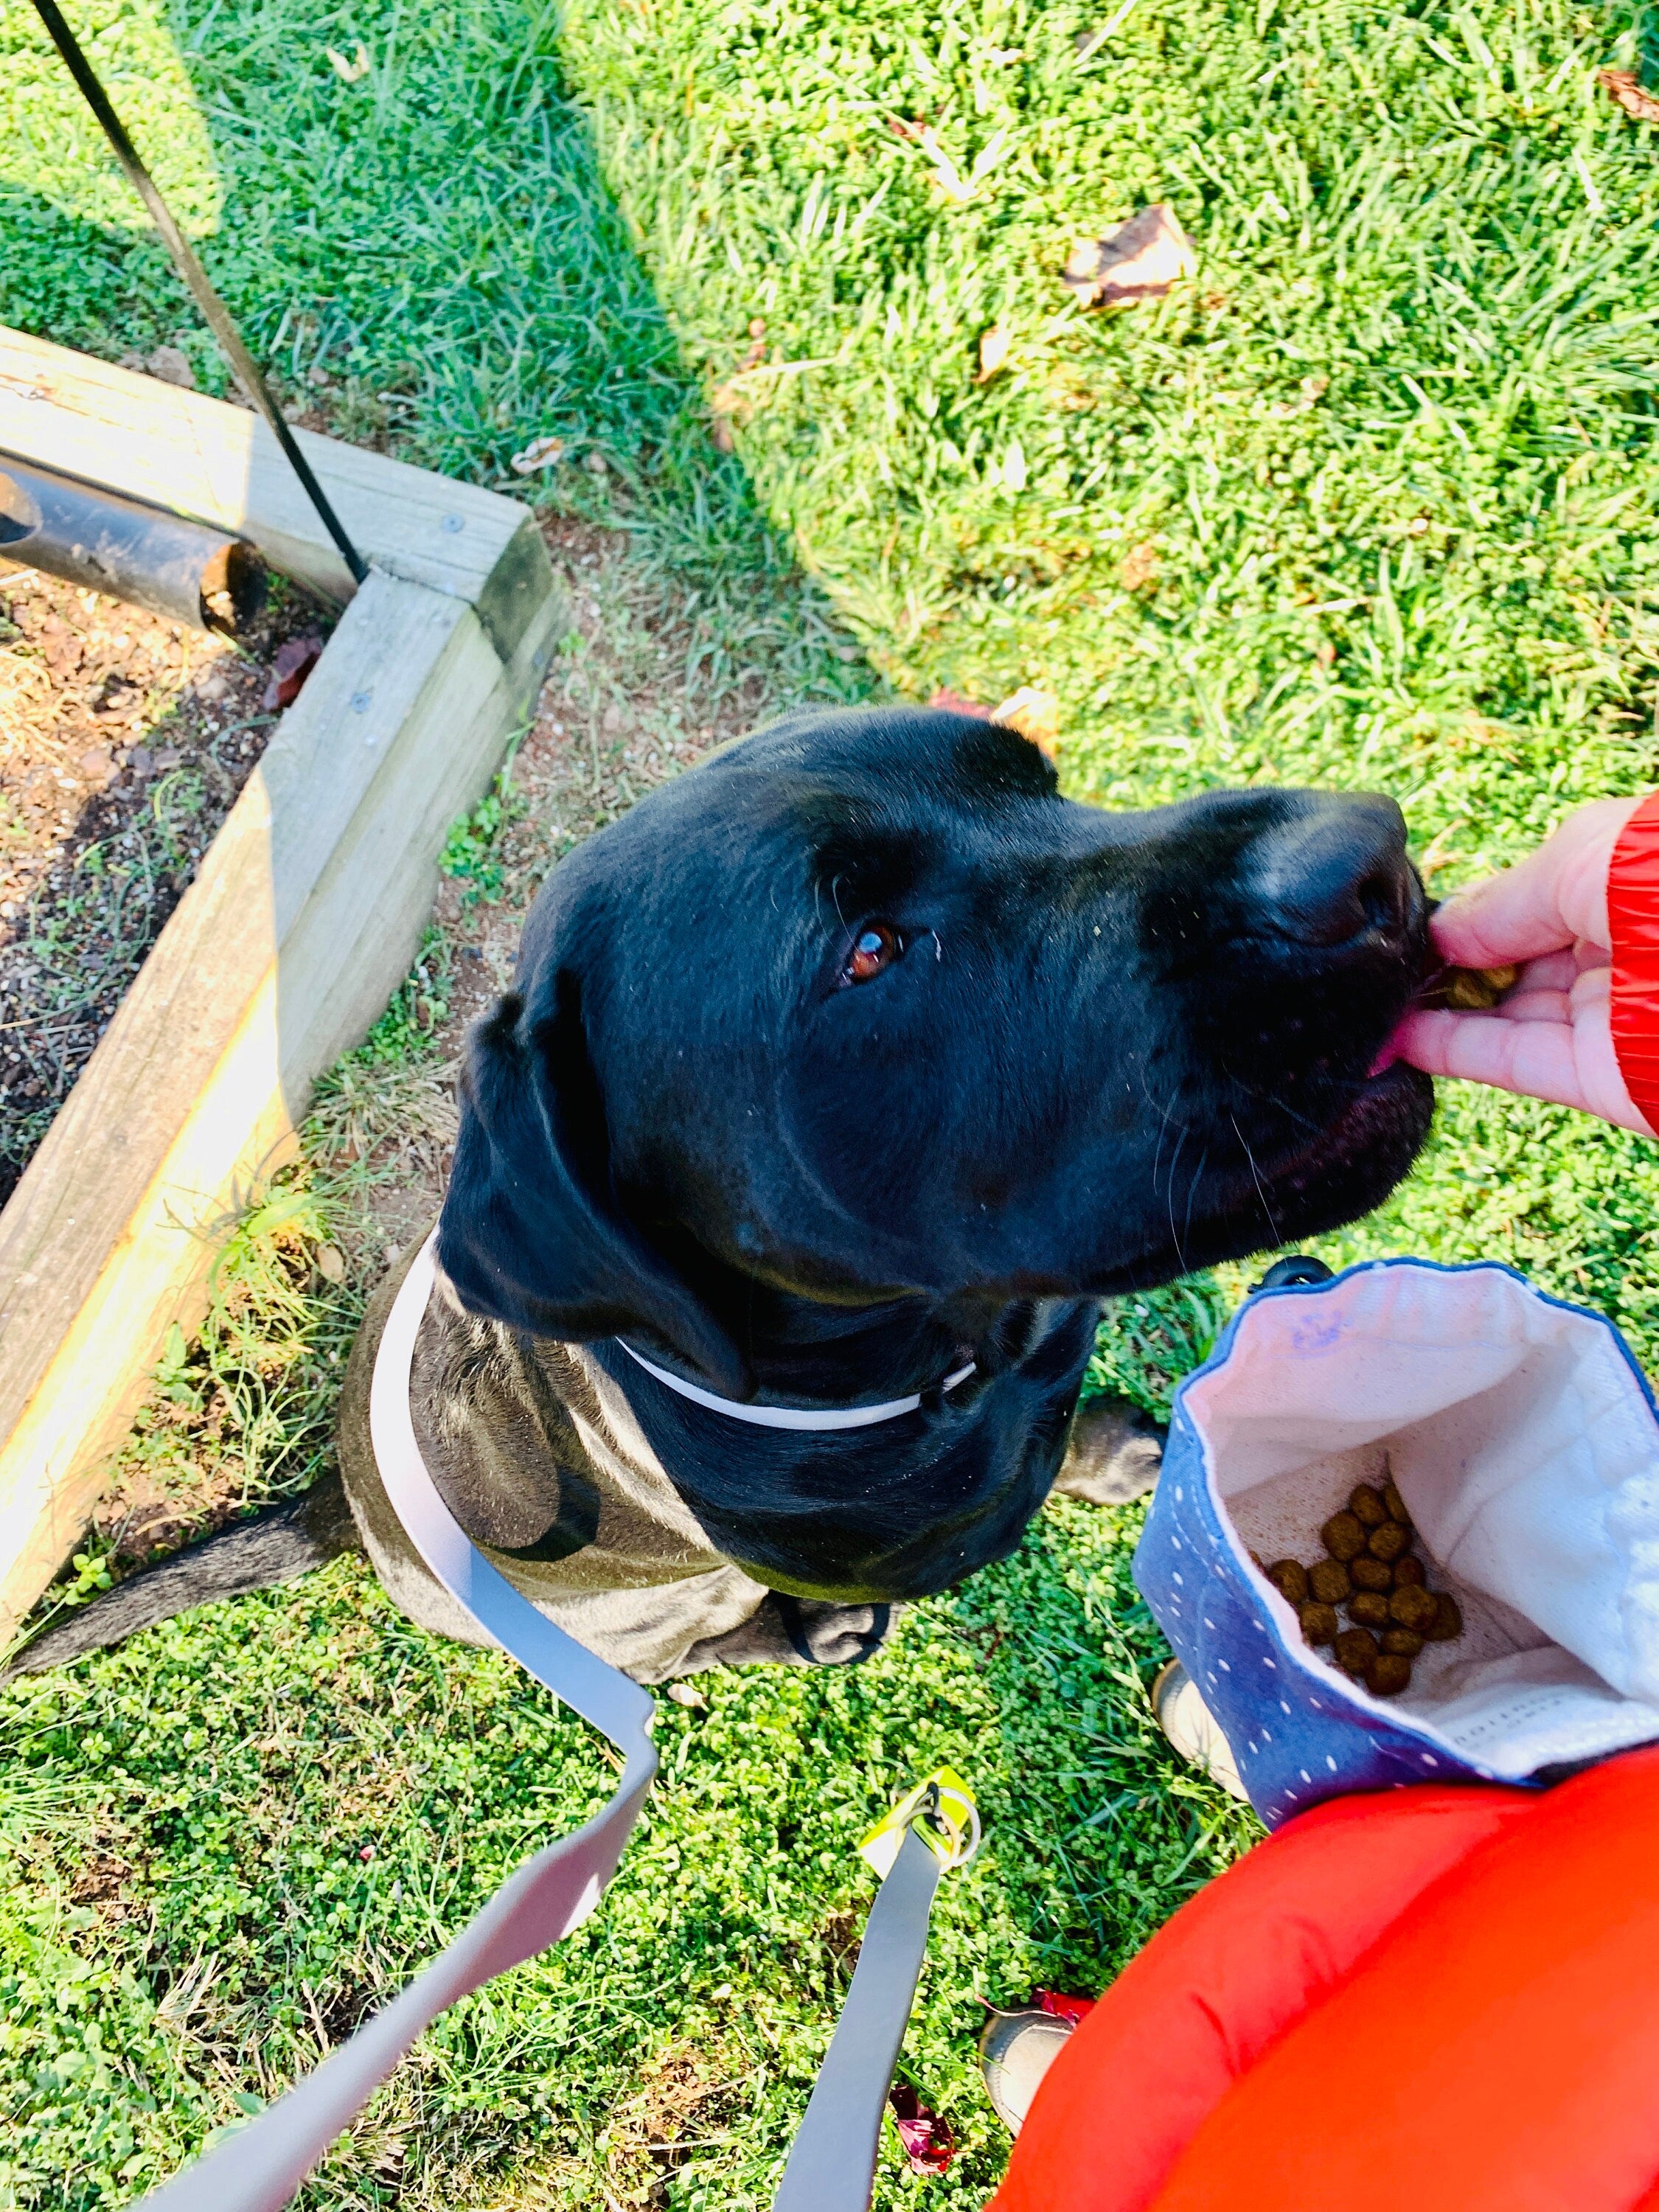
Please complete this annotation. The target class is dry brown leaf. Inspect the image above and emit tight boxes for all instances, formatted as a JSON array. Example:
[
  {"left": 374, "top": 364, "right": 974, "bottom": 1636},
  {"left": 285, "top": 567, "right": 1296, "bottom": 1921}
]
[
  {"left": 1599, "top": 67, "right": 1659, "bottom": 122},
  {"left": 991, "top": 686, "right": 1060, "bottom": 758},
  {"left": 1119, "top": 542, "right": 1160, "bottom": 591},
  {"left": 510, "top": 434, "right": 565, "bottom": 474},
  {"left": 327, "top": 41, "right": 372, "bottom": 81},
  {"left": 1062, "top": 204, "right": 1195, "bottom": 307},
  {"left": 975, "top": 324, "right": 1012, "bottom": 382}
]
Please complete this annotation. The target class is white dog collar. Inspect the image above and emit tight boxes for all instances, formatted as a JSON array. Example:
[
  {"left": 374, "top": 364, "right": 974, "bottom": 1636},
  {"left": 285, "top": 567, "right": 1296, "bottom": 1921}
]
[{"left": 615, "top": 1338, "right": 976, "bottom": 1432}]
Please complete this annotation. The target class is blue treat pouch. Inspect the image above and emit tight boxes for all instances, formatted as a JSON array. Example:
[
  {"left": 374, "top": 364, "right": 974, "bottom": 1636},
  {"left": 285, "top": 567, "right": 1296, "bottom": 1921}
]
[{"left": 1134, "top": 1259, "right": 1659, "bottom": 1826}]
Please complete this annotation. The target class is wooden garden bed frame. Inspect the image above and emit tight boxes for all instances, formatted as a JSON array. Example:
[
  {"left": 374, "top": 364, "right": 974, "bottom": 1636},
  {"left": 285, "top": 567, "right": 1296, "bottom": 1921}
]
[{"left": 0, "top": 326, "right": 565, "bottom": 1640}]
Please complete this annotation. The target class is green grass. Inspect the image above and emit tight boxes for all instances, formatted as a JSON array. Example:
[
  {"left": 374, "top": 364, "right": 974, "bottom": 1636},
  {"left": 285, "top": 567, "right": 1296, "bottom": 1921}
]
[{"left": 2, "top": 0, "right": 1659, "bottom": 2201}]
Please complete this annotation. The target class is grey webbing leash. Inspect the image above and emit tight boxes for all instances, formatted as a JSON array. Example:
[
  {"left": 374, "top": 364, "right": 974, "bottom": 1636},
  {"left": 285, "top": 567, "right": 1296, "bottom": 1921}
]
[
  {"left": 128, "top": 1234, "right": 977, "bottom": 2211},
  {"left": 130, "top": 1238, "right": 657, "bottom": 2211},
  {"left": 772, "top": 1787, "right": 974, "bottom": 2212}
]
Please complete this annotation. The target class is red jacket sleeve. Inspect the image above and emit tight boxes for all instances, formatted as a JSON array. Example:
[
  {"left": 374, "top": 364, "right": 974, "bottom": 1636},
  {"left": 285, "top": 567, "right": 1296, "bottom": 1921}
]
[
  {"left": 1607, "top": 790, "right": 1659, "bottom": 1132},
  {"left": 989, "top": 1784, "right": 1531, "bottom": 2212}
]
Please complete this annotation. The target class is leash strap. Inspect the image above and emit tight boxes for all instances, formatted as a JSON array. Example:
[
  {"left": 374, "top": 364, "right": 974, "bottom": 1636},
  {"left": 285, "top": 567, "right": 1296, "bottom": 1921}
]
[
  {"left": 130, "top": 1237, "right": 658, "bottom": 2211},
  {"left": 129, "top": 1239, "right": 976, "bottom": 2212},
  {"left": 772, "top": 1773, "right": 980, "bottom": 2212}
]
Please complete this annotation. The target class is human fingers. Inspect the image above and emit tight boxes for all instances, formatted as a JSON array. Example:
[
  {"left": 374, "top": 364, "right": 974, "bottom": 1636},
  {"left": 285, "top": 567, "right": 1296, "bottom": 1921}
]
[
  {"left": 1427, "top": 799, "right": 1643, "bottom": 969},
  {"left": 1393, "top": 1007, "right": 1594, "bottom": 1110}
]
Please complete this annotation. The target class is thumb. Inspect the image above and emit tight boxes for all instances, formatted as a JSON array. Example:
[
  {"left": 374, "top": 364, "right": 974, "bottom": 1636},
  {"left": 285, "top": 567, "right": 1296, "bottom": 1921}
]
[{"left": 1429, "top": 798, "right": 1643, "bottom": 968}]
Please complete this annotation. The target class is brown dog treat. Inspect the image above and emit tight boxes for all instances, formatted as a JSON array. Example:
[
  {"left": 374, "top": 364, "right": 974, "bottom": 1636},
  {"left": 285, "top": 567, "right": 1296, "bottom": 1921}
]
[
  {"left": 1382, "top": 1479, "right": 1411, "bottom": 1527},
  {"left": 1366, "top": 1653, "right": 1413, "bottom": 1697},
  {"left": 1266, "top": 1559, "right": 1310, "bottom": 1607},
  {"left": 1300, "top": 1601, "right": 1340, "bottom": 1646},
  {"left": 1349, "top": 1590, "right": 1391, "bottom": 1629},
  {"left": 1349, "top": 1483, "right": 1388, "bottom": 1528},
  {"left": 1309, "top": 1558, "right": 1353, "bottom": 1606},
  {"left": 1440, "top": 963, "right": 1519, "bottom": 1012},
  {"left": 1389, "top": 1583, "right": 1439, "bottom": 1635},
  {"left": 1368, "top": 1520, "right": 1412, "bottom": 1564},
  {"left": 1322, "top": 1511, "right": 1367, "bottom": 1562},
  {"left": 1333, "top": 1627, "right": 1380, "bottom": 1676},
  {"left": 1392, "top": 1554, "right": 1425, "bottom": 1587},
  {"left": 1350, "top": 1555, "right": 1393, "bottom": 1593},
  {"left": 1426, "top": 1591, "right": 1464, "bottom": 1642},
  {"left": 1381, "top": 1627, "right": 1425, "bottom": 1657}
]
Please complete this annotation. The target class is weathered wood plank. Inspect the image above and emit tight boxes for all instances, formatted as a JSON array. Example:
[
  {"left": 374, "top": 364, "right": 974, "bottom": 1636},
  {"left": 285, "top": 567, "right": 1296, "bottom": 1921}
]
[
  {"left": 0, "top": 324, "right": 535, "bottom": 608},
  {"left": 0, "top": 552, "right": 562, "bottom": 1637}
]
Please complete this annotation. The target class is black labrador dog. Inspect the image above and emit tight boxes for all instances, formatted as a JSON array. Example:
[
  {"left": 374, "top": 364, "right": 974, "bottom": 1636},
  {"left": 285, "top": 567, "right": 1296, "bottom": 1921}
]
[{"left": 15, "top": 706, "right": 1432, "bottom": 1680}]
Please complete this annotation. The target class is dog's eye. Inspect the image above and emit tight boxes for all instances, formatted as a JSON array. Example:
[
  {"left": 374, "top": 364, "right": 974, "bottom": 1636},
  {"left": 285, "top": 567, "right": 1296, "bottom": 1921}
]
[{"left": 841, "top": 921, "right": 902, "bottom": 985}]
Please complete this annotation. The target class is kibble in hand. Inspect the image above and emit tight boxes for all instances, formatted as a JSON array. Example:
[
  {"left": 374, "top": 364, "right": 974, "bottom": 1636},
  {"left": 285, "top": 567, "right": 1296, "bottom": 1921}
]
[
  {"left": 1322, "top": 1511, "right": 1367, "bottom": 1562},
  {"left": 1266, "top": 1559, "right": 1309, "bottom": 1607},
  {"left": 1389, "top": 1583, "right": 1439, "bottom": 1636},
  {"left": 1333, "top": 1626, "right": 1380, "bottom": 1676},
  {"left": 1392, "top": 1554, "right": 1425, "bottom": 1588},
  {"left": 1350, "top": 1555, "right": 1393, "bottom": 1593},
  {"left": 1349, "top": 1591, "right": 1391, "bottom": 1629},
  {"left": 1300, "top": 1601, "right": 1340, "bottom": 1646},
  {"left": 1381, "top": 1627, "right": 1425, "bottom": 1658},
  {"left": 1427, "top": 1591, "right": 1464, "bottom": 1642},
  {"left": 1349, "top": 1484, "right": 1388, "bottom": 1528},
  {"left": 1309, "top": 1558, "right": 1352, "bottom": 1606},
  {"left": 1368, "top": 1520, "right": 1412, "bottom": 1564}
]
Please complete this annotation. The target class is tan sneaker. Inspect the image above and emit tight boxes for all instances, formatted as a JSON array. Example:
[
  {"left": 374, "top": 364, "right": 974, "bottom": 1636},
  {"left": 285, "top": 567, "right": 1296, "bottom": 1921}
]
[
  {"left": 978, "top": 2008, "right": 1077, "bottom": 2135},
  {"left": 1151, "top": 1658, "right": 1250, "bottom": 1801}
]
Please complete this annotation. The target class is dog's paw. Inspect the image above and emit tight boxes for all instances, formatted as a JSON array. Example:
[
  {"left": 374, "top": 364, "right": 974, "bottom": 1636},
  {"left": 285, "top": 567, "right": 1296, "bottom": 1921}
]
[{"left": 1051, "top": 1395, "right": 1164, "bottom": 1506}]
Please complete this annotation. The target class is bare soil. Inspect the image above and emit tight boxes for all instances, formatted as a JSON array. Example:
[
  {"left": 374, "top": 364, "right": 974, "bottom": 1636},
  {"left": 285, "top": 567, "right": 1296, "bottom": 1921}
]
[{"left": 0, "top": 566, "right": 327, "bottom": 1204}]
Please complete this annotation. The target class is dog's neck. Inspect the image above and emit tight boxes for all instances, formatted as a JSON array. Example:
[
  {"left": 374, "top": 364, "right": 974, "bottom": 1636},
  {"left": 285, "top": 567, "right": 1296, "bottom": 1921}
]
[{"left": 643, "top": 1281, "right": 1057, "bottom": 1411}]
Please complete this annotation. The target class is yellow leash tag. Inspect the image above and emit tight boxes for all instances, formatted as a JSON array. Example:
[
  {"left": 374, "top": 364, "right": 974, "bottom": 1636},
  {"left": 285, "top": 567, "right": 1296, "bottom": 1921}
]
[{"left": 857, "top": 1766, "right": 980, "bottom": 1879}]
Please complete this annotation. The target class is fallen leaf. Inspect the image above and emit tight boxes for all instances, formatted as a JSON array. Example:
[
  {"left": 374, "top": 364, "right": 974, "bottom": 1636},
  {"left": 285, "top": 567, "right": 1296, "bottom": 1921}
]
[
  {"left": 664, "top": 1680, "right": 707, "bottom": 1708},
  {"left": 146, "top": 345, "right": 195, "bottom": 389},
  {"left": 510, "top": 434, "right": 566, "bottom": 474},
  {"left": 327, "top": 41, "right": 372, "bottom": 81},
  {"left": 1119, "top": 541, "right": 1159, "bottom": 591},
  {"left": 888, "top": 2084, "right": 954, "bottom": 2175},
  {"left": 711, "top": 416, "right": 737, "bottom": 453},
  {"left": 262, "top": 634, "right": 324, "bottom": 713},
  {"left": 975, "top": 324, "right": 1012, "bottom": 382},
  {"left": 1599, "top": 67, "right": 1659, "bottom": 122},
  {"left": 992, "top": 685, "right": 1060, "bottom": 757},
  {"left": 316, "top": 1244, "right": 346, "bottom": 1284},
  {"left": 1062, "top": 203, "right": 1195, "bottom": 307},
  {"left": 927, "top": 688, "right": 992, "bottom": 719}
]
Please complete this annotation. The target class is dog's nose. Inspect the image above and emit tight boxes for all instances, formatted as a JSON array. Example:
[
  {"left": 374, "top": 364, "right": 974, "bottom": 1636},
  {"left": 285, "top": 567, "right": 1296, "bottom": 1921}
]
[{"left": 1253, "top": 795, "right": 1413, "bottom": 950}]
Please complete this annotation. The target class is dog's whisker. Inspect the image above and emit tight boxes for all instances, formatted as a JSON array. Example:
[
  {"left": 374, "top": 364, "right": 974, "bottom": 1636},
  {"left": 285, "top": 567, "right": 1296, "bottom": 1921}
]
[{"left": 1230, "top": 1110, "right": 1284, "bottom": 1249}]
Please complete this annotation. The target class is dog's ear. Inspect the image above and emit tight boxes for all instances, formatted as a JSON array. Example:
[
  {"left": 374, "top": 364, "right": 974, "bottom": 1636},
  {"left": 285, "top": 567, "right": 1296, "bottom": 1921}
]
[{"left": 436, "top": 978, "right": 753, "bottom": 1398}]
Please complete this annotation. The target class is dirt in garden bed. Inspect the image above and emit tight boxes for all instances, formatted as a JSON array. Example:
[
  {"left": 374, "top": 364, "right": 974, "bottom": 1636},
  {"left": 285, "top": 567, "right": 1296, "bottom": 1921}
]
[{"left": 0, "top": 566, "right": 330, "bottom": 1206}]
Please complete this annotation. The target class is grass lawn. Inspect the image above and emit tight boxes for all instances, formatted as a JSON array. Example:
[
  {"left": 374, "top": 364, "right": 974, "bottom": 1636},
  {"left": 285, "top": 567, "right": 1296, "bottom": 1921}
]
[{"left": 2, "top": 0, "right": 1658, "bottom": 2203}]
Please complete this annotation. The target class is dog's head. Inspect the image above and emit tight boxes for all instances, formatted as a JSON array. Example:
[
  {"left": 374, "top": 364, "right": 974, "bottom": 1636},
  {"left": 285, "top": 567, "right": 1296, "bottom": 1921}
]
[{"left": 439, "top": 707, "right": 1433, "bottom": 1395}]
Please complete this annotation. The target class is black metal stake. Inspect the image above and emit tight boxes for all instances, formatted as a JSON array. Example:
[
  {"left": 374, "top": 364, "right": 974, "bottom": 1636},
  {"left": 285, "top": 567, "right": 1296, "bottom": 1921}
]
[{"left": 28, "top": 0, "right": 369, "bottom": 587}]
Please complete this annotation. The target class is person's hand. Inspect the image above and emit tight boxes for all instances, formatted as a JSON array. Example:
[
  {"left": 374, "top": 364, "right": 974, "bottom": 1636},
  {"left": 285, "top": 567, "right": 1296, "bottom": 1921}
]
[{"left": 1394, "top": 797, "right": 1655, "bottom": 1136}]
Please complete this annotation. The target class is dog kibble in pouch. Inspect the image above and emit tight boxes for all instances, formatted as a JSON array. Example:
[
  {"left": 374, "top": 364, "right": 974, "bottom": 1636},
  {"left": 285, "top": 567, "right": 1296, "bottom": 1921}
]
[
  {"left": 1333, "top": 1627, "right": 1380, "bottom": 1676},
  {"left": 1366, "top": 1653, "right": 1413, "bottom": 1697},
  {"left": 1349, "top": 1555, "right": 1394, "bottom": 1593},
  {"left": 1309, "top": 1558, "right": 1352, "bottom": 1606},
  {"left": 1349, "top": 1590, "right": 1391, "bottom": 1630},
  {"left": 1392, "top": 1554, "right": 1425, "bottom": 1588},
  {"left": 1367, "top": 1520, "right": 1413, "bottom": 1564},
  {"left": 1389, "top": 1583, "right": 1440, "bottom": 1636},
  {"left": 1382, "top": 1479, "right": 1411, "bottom": 1527},
  {"left": 1381, "top": 1627, "right": 1425, "bottom": 1658},
  {"left": 1427, "top": 1591, "right": 1464, "bottom": 1642},
  {"left": 1267, "top": 1559, "right": 1310, "bottom": 1607},
  {"left": 1299, "top": 1601, "right": 1340, "bottom": 1646},
  {"left": 1349, "top": 1484, "right": 1388, "bottom": 1529},
  {"left": 1321, "top": 1512, "right": 1367, "bottom": 1562}
]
